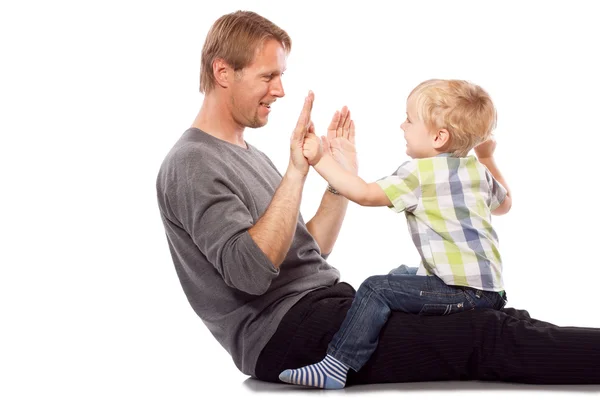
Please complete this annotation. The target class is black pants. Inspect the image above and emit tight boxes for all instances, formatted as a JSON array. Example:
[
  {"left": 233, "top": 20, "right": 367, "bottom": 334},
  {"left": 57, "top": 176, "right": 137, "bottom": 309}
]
[{"left": 255, "top": 283, "right": 600, "bottom": 385}]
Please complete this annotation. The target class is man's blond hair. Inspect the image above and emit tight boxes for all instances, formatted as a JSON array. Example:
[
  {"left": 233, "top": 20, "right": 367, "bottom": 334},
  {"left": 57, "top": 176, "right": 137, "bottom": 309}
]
[
  {"left": 199, "top": 11, "right": 291, "bottom": 94},
  {"left": 409, "top": 79, "right": 497, "bottom": 157}
]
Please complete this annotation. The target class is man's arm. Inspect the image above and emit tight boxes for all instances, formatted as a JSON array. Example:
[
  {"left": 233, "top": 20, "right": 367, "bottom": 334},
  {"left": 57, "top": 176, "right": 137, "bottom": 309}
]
[
  {"left": 249, "top": 166, "right": 306, "bottom": 268},
  {"left": 248, "top": 92, "right": 314, "bottom": 268},
  {"left": 305, "top": 189, "right": 348, "bottom": 256}
]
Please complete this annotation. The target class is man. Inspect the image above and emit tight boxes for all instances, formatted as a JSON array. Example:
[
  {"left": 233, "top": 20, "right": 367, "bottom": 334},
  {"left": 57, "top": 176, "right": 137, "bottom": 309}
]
[{"left": 156, "top": 10, "right": 600, "bottom": 386}]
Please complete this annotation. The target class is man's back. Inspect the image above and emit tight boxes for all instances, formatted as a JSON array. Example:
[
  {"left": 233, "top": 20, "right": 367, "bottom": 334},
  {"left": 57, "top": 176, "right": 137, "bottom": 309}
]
[{"left": 156, "top": 128, "right": 339, "bottom": 376}]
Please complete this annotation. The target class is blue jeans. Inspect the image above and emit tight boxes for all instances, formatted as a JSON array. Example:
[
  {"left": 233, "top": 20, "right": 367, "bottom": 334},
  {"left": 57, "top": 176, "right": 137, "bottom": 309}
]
[{"left": 327, "top": 266, "right": 507, "bottom": 371}]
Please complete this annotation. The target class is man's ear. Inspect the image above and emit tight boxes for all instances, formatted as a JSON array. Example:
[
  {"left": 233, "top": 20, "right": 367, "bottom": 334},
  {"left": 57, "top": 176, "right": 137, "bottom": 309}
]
[
  {"left": 213, "top": 58, "right": 232, "bottom": 89},
  {"left": 432, "top": 128, "right": 451, "bottom": 150}
]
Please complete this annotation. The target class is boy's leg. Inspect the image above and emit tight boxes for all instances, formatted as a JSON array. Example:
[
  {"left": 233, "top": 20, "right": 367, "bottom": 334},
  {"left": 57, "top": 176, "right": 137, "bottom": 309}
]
[
  {"left": 327, "top": 273, "right": 470, "bottom": 370},
  {"left": 279, "top": 276, "right": 397, "bottom": 388},
  {"left": 279, "top": 274, "right": 472, "bottom": 388}
]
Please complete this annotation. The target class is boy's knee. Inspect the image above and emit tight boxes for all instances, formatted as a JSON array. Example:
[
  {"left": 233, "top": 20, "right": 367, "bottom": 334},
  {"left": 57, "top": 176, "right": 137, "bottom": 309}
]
[{"left": 360, "top": 275, "right": 388, "bottom": 292}]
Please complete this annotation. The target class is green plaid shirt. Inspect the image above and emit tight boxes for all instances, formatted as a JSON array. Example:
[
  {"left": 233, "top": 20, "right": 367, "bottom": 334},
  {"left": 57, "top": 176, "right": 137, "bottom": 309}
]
[{"left": 376, "top": 154, "right": 507, "bottom": 291}]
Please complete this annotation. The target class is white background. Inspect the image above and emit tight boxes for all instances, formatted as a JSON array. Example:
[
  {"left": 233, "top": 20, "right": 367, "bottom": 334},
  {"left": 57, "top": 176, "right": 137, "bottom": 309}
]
[{"left": 2, "top": 0, "right": 600, "bottom": 399}]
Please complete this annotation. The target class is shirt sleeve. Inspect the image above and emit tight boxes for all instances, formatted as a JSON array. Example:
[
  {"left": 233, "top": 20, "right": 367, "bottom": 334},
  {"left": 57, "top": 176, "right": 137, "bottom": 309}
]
[
  {"left": 485, "top": 169, "right": 508, "bottom": 211},
  {"left": 375, "top": 160, "right": 421, "bottom": 213},
  {"left": 174, "top": 161, "right": 279, "bottom": 296}
]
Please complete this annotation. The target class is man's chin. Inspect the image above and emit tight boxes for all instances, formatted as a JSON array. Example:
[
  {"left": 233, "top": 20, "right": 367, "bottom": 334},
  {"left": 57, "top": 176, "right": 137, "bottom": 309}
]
[{"left": 248, "top": 117, "right": 268, "bottom": 129}]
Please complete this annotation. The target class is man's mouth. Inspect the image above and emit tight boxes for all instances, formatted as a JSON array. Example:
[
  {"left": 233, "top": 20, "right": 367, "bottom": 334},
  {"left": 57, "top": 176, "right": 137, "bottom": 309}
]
[{"left": 260, "top": 102, "right": 271, "bottom": 109}]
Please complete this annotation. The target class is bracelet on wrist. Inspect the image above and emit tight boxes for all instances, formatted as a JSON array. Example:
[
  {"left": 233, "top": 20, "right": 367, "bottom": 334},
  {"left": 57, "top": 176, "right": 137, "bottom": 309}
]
[{"left": 327, "top": 184, "right": 340, "bottom": 195}]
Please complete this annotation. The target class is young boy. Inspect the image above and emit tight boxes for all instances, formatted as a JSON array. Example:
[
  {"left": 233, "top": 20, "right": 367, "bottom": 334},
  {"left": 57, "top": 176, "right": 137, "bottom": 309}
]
[{"left": 279, "top": 79, "right": 512, "bottom": 389}]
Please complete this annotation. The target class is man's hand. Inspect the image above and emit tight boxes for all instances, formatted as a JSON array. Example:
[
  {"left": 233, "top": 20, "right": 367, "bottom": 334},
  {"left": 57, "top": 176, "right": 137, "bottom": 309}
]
[
  {"left": 321, "top": 106, "right": 358, "bottom": 175},
  {"left": 302, "top": 122, "right": 323, "bottom": 165},
  {"left": 289, "top": 91, "right": 315, "bottom": 179},
  {"left": 474, "top": 136, "right": 497, "bottom": 159}
]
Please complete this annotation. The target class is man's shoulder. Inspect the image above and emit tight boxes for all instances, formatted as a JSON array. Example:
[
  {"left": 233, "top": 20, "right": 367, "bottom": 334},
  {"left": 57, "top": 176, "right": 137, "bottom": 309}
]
[{"left": 161, "top": 130, "right": 222, "bottom": 169}]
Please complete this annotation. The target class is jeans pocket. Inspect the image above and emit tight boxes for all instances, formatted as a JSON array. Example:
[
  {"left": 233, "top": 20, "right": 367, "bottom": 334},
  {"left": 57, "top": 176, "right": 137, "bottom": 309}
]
[{"left": 418, "top": 302, "right": 465, "bottom": 316}]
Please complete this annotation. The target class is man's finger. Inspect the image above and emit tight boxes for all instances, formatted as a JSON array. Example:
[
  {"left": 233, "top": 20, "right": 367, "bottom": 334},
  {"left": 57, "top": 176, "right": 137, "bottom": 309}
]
[{"left": 292, "top": 91, "right": 314, "bottom": 141}]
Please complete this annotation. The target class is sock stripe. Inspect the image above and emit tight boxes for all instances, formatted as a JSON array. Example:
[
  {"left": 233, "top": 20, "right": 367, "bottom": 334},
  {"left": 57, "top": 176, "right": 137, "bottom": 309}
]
[
  {"left": 325, "top": 354, "right": 348, "bottom": 370},
  {"left": 315, "top": 363, "right": 325, "bottom": 385},
  {"left": 308, "top": 364, "right": 318, "bottom": 387},
  {"left": 279, "top": 355, "right": 348, "bottom": 389},
  {"left": 323, "top": 357, "right": 348, "bottom": 381}
]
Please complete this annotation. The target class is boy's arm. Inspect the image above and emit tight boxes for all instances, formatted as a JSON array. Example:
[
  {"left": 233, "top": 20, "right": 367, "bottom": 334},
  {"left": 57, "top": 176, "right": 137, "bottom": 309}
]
[
  {"left": 475, "top": 139, "right": 511, "bottom": 216},
  {"left": 314, "top": 155, "right": 391, "bottom": 207}
]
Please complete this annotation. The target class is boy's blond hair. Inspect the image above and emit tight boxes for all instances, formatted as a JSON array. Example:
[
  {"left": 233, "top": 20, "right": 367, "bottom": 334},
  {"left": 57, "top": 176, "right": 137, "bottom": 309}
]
[
  {"left": 200, "top": 11, "right": 292, "bottom": 94},
  {"left": 409, "top": 79, "right": 497, "bottom": 157}
]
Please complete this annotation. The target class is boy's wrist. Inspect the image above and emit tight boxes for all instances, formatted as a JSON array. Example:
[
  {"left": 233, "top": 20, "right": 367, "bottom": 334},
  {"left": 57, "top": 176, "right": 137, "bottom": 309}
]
[{"left": 327, "top": 184, "right": 340, "bottom": 195}]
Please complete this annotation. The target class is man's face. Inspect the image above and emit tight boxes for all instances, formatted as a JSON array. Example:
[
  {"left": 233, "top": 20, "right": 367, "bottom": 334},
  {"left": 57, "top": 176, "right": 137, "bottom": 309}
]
[
  {"left": 400, "top": 96, "right": 436, "bottom": 159},
  {"left": 229, "top": 39, "right": 286, "bottom": 128}
]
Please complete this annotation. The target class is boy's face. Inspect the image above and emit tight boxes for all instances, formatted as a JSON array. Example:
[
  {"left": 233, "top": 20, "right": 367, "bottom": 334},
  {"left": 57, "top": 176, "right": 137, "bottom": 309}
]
[{"left": 400, "top": 96, "right": 437, "bottom": 158}]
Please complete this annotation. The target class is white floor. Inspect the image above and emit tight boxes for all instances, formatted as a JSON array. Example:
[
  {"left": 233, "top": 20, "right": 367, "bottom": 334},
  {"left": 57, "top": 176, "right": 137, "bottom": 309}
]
[{"left": 244, "top": 378, "right": 600, "bottom": 399}]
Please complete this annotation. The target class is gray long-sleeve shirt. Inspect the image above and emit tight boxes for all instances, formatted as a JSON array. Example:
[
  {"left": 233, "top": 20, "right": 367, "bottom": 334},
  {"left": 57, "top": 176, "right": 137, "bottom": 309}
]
[{"left": 156, "top": 128, "right": 340, "bottom": 376}]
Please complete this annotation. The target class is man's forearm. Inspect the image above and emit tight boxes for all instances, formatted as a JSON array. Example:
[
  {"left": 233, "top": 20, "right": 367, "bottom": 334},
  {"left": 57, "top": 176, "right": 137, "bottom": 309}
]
[
  {"left": 249, "top": 165, "right": 306, "bottom": 269},
  {"left": 306, "top": 189, "right": 348, "bottom": 255}
]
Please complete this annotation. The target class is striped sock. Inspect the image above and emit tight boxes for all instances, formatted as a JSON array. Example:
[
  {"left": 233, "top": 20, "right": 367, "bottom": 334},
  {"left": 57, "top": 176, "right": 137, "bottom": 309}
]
[{"left": 278, "top": 354, "right": 349, "bottom": 389}]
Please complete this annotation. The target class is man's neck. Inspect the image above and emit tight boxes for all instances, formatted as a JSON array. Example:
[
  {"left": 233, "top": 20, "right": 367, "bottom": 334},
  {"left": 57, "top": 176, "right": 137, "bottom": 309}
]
[{"left": 192, "top": 93, "right": 247, "bottom": 148}]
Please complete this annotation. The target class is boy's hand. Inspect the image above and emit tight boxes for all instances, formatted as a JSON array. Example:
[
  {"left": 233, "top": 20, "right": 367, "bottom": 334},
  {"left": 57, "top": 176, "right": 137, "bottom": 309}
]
[
  {"left": 474, "top": 136, "right": 497, "bottom": 159},
  {"left": 326, "top": 107, "right": 358, "bottom": 175},
  {"left": 302, "top": 121, "right": 323, "bottom": 165}
]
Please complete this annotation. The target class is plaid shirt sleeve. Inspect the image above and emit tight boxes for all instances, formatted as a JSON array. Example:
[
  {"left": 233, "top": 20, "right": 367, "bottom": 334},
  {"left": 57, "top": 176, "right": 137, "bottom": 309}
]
[
  {"left": 376, "top": 160, "right": 421, "bottom": 213},
  {"left": 485, "top": 169, "right": 508, "bottom": 211}
]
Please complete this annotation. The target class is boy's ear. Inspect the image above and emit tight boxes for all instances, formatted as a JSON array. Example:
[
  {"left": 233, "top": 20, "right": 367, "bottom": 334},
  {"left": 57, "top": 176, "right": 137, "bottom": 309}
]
[
  {"left": 213, "top": 58, "right": 233, "bottom": 89},
  {"left": 432, "top": 128, "right": 451, "bottom": 150}
]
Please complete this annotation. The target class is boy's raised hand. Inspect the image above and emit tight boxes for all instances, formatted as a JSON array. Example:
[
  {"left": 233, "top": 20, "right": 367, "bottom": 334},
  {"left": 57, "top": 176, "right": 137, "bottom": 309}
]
[
  {"left": 474, "top": 136, "right": 497, "bottom": 159},
  {"left": 324, "top": 106, "right": 358, "bottom": 175}
]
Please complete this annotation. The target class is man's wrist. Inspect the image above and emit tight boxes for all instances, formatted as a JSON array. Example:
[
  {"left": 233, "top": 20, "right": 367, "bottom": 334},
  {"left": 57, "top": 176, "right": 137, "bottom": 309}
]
[{"left": 285, "top": 163, "right": 308, "bottom": 183}]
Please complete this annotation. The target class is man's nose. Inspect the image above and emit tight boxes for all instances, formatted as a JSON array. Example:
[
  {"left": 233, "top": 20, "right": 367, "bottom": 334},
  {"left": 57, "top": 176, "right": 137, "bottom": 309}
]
[{"left": 271, "top": 77, "right": 285, "bottom": 98}]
